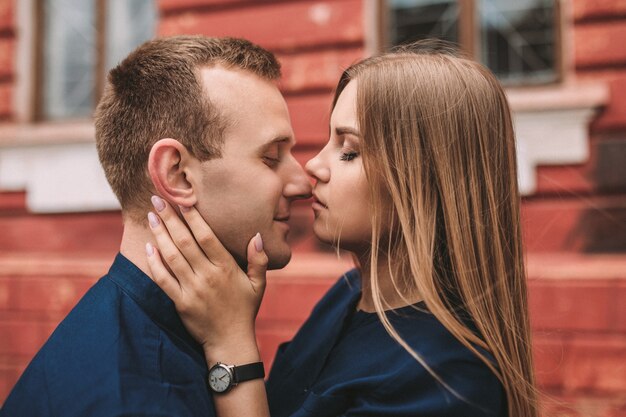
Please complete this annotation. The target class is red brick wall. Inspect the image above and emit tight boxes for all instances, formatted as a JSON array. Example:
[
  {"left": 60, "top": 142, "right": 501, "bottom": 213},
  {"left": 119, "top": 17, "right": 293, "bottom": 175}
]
[
  {"left": 0, "top": 1, "right": 625, "bottom": 416},
  {"left": 524, "top": 2, "right": 626, "bottom": 415},
  {"left": 0, "top": 0, "right": 13, "bottom": 121}
]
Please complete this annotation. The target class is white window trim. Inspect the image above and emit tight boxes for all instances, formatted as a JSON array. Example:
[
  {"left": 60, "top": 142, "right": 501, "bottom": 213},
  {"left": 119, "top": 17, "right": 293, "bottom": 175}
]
[
  {"left": 0, "top": 0, "right": 119, "bottom": 213},
  {"left": 509, "top": 83, "right": 608, "bottom": 194}
]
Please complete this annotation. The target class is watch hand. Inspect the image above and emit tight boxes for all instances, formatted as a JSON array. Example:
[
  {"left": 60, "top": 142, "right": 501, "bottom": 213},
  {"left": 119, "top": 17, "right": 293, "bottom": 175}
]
[{"left": 219, "top": 374, "right": 228, "bottom": 381}]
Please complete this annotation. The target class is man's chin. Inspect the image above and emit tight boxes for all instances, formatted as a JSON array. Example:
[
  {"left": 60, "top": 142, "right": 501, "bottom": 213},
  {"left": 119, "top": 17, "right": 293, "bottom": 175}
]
[{"left": 266, "top": 249, "right": 292, "bottom": 270}]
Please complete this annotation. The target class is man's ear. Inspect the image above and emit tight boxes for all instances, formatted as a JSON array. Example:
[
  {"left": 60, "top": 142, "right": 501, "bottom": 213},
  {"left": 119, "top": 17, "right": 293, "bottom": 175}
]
[{"left": 148, "top": 138, "right": 198, "bottom": 207}]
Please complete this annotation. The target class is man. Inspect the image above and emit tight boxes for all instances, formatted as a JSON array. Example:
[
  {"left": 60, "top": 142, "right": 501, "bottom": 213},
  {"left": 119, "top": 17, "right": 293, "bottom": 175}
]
[{"left": 0, "top": 36, "right": 311, "bottom": 416}]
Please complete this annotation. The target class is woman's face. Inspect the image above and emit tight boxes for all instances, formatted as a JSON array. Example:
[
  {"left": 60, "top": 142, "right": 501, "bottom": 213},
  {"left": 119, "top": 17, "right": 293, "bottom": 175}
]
[{"left": 305, "top": 80, "right": 373, "bottom": 252}]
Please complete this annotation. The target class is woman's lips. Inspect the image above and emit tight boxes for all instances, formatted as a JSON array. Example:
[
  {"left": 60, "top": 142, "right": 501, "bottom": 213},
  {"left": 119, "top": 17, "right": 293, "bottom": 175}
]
[
  {"left": 311, "top": 197, "right": 328, "bottom": 211},
  {"left": 312, "top": 201, "right": 326, "bottom": 211}
]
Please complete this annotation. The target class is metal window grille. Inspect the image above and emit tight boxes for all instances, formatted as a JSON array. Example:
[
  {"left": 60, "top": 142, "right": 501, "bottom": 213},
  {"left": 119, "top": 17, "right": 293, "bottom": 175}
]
[
  {"left": 386, "top": 0, "right": 558, "bottom": 86},
  {"left": 39, "top": 0, "right": 157, "bottom": 121},
  {"left": 390, "top": 0, "right": 459, "bottom": 45}
]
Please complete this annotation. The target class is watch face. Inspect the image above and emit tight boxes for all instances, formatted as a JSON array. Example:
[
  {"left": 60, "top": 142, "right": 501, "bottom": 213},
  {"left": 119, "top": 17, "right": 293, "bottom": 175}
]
[{"left": 209, "top": 365, "right": 232, "bottom": 393}]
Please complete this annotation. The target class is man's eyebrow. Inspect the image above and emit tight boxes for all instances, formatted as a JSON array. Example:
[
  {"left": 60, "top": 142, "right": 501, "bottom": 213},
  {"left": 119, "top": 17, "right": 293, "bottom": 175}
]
[
  {"left": 259, "top": 136, "right": 292, "bottom": 151},
  {"left": 335, "top": 126, "right": 361, "bottom": 137}
]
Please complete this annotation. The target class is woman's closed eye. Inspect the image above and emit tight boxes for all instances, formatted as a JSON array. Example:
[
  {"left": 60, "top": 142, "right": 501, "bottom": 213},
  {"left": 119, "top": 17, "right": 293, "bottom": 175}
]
[{"left": 340, "top": 150, "right": 359, "bottom": 161}]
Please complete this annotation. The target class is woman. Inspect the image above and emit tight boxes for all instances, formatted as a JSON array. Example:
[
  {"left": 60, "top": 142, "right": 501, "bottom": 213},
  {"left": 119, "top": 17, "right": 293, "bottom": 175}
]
[{"left": 145, "top": 40, "right": 538, "bottom": 417}]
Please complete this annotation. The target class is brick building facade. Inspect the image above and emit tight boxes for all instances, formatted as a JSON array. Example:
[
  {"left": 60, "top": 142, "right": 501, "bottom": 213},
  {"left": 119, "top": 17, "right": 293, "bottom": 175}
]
[{"left": 0, "top": 1, "right": 625, "bottom": 416}]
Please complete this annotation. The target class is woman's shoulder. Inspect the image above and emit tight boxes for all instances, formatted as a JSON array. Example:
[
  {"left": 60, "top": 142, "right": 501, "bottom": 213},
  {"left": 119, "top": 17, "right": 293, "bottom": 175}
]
[
  {"left": 307, "top": 268, "right": 361, "bottom": 317},
  {"left": 374, "top": 309, "right": 506, "bottom": 416},
  {"left": 269, "top": 273, "right": 506, "bottom": 417},
  {"left": 309, "top": 307, "right": 506, "bottom": 417},
  {"left": 268, "top": 268, "right": 362, "bottom": 362},
  {"left": 326, "top": 267, "right": 361, "bottom": 298}
]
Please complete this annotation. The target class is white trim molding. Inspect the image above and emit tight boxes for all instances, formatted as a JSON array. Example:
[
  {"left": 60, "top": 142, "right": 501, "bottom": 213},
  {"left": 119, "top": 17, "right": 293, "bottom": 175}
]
[
  {"left": 0, "top": 135, "right": 120, "bottom": 212},
  {"left": 0, "top": 0, "right": 122, "bottom": 213},
  {"left": 514, "top": 108, "right": 597, "bottom": 195},
  {"left": 508, "top": 82, "right": 609, "bottom": 195}
]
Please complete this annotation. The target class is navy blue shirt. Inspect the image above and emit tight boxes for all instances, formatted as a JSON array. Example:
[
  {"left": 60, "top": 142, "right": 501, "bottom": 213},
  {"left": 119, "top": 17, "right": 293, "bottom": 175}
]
[
  {"left": 0, "top": 253, "right": 215, "bottom": 417},
  {"left": 266, "top": 269, "right": 506, "bottom": 417}
]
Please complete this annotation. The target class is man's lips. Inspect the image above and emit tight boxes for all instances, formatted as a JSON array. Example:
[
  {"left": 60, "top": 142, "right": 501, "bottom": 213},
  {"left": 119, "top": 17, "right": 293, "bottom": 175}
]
[{"left": 274, "top": 215, "right": 290, "bottom": 231}]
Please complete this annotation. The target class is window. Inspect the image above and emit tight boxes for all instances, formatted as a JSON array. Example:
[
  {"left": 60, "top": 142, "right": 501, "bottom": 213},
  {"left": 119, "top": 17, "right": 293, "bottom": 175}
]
[
  {"left": 382, "top": 0, "right": 560, "bottom": 85},
  {"left": 34, "top": 0, "right": 157, "bottom": 121}
]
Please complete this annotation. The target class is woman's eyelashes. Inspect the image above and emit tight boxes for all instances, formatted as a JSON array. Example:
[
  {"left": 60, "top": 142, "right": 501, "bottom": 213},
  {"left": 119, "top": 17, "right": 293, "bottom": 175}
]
[
  {"left": 340, "top": 150, "right": 359, "bottom": 161},
  {"left": 335, "top": 134, "right": 360, "bottom": 162}
]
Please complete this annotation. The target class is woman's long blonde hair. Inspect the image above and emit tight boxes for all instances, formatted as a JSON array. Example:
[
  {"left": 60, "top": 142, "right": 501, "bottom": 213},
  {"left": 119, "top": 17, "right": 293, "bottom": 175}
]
[{"left": 333, "top": 40, "right": 538, "bottom": 417}]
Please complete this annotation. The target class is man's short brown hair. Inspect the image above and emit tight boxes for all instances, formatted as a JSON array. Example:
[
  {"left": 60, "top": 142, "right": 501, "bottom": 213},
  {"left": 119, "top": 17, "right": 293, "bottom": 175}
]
[{"left": 94, "top": 36, "right": 281, "bottom": 222}]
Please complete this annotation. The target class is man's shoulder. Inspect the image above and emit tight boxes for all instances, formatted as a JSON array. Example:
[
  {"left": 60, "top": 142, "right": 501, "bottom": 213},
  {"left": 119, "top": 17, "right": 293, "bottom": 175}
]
[
  {"left": 0, "top": 275, "right": 126, "bottom": 415},
  {"left": 1, "top": 271, "right": 215, "bottom": 417},
  {"left": 46, "top": 275, "right": 126, "bottom": 348},
  {"left": 30, "top": 275, "right": 142, "bottom": 373}
]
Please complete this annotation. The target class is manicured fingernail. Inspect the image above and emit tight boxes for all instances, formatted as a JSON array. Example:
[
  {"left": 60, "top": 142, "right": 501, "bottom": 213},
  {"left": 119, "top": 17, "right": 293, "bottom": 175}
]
[
  {"left": 151, "top": 195, "right": 166, "bottom": 212},
  {"left": 146, "top": 242, "right": 154, "bottom": 256},
  {"left": 254, "top": 233, "right": 263, "bottom": 252},
  {"left": 179, "top": 205, "right": 191, "bottom": 213},
  {"left": 148, "top": 212, "right": 160, "bottom": 228}
]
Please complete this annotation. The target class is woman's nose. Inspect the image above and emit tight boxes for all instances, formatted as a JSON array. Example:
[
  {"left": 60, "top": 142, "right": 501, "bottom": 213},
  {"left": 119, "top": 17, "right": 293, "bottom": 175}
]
[{"left": 305, "top": 152, "right": 330, "bottom": 183}]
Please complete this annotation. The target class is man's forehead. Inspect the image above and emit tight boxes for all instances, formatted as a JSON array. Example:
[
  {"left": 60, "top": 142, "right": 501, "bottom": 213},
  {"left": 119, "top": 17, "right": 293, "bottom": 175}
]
[
  {"left": 198, "top": 66, "right": 294, "bottom": 148},
  {"left": 199, "top": 65, "right": 272, "bottom": 101}
]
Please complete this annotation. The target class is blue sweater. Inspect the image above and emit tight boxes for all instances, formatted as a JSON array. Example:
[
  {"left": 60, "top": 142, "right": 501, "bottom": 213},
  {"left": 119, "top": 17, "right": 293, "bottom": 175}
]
[{"left": 266, "top": 269, "right": 506, "bottom": 417}]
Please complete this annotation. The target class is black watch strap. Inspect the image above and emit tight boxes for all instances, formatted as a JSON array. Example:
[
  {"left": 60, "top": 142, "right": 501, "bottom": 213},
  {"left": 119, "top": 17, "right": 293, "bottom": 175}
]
[{"left": 232, "top": 362, "right": 265, "bottom": 384}]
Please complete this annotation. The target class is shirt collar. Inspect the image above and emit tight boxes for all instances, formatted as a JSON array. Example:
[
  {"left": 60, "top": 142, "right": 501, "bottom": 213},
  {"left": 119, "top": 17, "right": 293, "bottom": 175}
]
[{"left": 106, "top": 252, "right": 204, "bottom": 358}]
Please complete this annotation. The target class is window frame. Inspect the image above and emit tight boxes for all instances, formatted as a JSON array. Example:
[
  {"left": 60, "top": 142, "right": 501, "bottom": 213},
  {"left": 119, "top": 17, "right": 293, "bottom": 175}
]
[
  {"left": 32, "top": 0, "right": 109, "bottom": 122},
  {"left": 376, "top": 0, "right": 565, "bottom": 86}
]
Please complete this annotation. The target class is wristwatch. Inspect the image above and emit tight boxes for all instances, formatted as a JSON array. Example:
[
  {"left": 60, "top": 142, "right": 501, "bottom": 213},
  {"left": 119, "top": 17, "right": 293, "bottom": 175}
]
[{"left": 208, "top": 361, "right": 265, "bottom": 394}]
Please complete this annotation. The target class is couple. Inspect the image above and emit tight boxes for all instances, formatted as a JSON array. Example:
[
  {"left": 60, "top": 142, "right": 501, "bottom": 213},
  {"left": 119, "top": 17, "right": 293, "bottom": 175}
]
[{"left": 1, "top": 36, "right": 537, "bottom": 417}]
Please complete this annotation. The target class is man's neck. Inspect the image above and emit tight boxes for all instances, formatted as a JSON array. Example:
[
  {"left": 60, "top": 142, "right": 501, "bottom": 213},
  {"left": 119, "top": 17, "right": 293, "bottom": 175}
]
[{"left": 119, "top": 219, "right": 156, "bottom": 279}]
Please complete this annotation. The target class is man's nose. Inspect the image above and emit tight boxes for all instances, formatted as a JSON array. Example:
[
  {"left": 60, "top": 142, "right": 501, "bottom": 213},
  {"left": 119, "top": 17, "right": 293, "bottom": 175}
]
[{"left": 283, "top": 157, "right": 312, "bottom": 200}]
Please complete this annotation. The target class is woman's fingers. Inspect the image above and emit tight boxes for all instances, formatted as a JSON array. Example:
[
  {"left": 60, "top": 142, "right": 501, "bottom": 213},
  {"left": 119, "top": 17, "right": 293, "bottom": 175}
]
[
  {"left": 150, "top": 196, "right": 208, "bottom": 271},
  {"left": 179, "top": 205, "right": 233, "bottom": 266},
  {"left": 148, "top": 210, "right": 196, "bottom": 284},
  {"left": 246, "top": 233, "right": 268, "bottom": 295},
  {"left": 145, "top": 243, "right": 182, "bottom": 304}
]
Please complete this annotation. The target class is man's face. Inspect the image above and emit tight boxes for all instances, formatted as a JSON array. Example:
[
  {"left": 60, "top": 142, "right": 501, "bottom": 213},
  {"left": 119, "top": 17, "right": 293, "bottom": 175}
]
[{"left": 192, "top": 66, "right": 311, "bottom": 269}]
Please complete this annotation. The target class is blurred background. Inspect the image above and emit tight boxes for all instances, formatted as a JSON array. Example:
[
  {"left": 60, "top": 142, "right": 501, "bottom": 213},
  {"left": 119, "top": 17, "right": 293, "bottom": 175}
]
[{"left": 0, "top": 0, "right": 624, "bottom": 415}]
